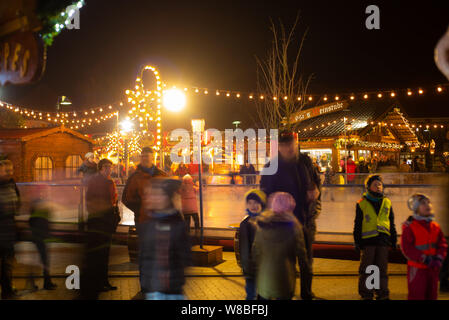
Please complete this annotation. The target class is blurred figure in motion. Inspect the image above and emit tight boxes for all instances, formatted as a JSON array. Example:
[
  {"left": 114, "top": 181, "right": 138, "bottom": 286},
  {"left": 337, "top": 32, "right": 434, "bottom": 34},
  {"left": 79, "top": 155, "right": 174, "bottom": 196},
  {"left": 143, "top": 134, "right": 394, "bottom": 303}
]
[
  {"left": 27, "top": 185, "right": 57, "bottom": 290},
  {"left": 139, "top": 178, "right": 191, "bottom": 300},
  {"left": 401, "top": 194, "right": 447, "bottom": 300},
  {"left": 238, "top": 189, "right": 266, "bottom": 300},
  {"left": 0, "top": 160, "right": 20, "bottom": 299},
  {"left": 180, "top": 174, "right": 200, "bottom": 234},
  {"left": 77, "top": 152, "right": 98, "bottom": 184},
  {"left": 79, "top": 159, "right": 119, "bottom": 299},
  {"left": 239, "top": 162, "right": 256, "bottom": 185},
  {"left": 353, "top": 175, "right": 397, "bottom": 300},
  {"left": 175, "top": 162, "right": 188, "bottom": 177},
  {"left": 252, "top": 192, "right": 309, "bottom": 300}
]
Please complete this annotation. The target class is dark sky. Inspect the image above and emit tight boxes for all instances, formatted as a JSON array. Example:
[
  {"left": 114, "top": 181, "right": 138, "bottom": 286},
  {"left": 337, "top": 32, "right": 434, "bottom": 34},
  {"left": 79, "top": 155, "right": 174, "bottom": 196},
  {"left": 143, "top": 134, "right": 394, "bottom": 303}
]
[{"left": 2, "top": 0, "right": 449, "bottom": 132}]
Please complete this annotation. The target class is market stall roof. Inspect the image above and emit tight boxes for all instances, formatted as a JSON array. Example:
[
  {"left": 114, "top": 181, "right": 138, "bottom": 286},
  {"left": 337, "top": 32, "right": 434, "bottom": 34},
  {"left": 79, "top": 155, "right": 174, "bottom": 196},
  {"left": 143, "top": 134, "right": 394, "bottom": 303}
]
[
  {"left": 0, "top": 125, "right": 94, "bottom": 143},
  {"left": 296, "top": 99, "right": 398, "bottom": 138}
]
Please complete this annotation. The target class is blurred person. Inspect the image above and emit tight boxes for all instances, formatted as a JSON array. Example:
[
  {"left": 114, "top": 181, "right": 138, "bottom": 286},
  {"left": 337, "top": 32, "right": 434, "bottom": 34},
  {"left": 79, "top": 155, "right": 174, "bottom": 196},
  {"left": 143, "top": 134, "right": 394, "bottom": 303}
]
[
  {"left": 27, "top": 185, "right": 57, "bottom": 290},
  {"left": 353, "top": 175, "right": 397, "bottom": 300},
  {"left": 400, "top": 159, "right": 411, "bottom": 173},
  {"left": 123, "top": 147, "right": 166, "bottom": 226},
  {"left": 358, "top": 157, "right": 369, "bottom": 174},
  {"left": 180, "top": 174, "right": 200, "bottom": 233},
  {"left": 239, "top": 162, "right": 256, "bottom": 184},
  {"left": 79, "top": 159, "right": 119, "bottom": 299},
  {"left": 252, "top": 192, "right": 309, "bottom": 300},
  {"left": 260, "top": 130, "right": 321, "bottom": 300},
  {"left": 412, "top": 156, "right": 421, "bottom": 173},
  {"left": 139, "top": 178, "right": 191, "bottom": 300},
  {"left": 175, "top": 162, "right": 188, "bottom": 177},
  {"left": 77, "top": 152, "right": 98, "bottom": 184},
  {"left": 401, "top": 194, "right": 447, "bottom": 300},
  {"left": 0, "top": 161, "right": 20, "bottom": 299},
  {"left": 343, "top": 155, "right": 357, "bottom": 184},
  {"left": 311, "top": 156, "right": 320, "bottom": 173},
  {"left": 238, "top": 189, "right": 266, "bottom": 300},
  {"left": 122, "top": 147, "right": 166, "bottom": 296}
]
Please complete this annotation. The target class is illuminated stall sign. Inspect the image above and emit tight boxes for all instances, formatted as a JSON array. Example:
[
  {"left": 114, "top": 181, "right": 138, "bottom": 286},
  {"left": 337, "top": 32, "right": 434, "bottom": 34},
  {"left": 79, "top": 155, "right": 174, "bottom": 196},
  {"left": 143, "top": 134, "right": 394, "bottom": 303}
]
[
  {"left": 0, "top": 31, "right": 46, "bottom": 85},
  {"left": 291, "top": 101, "right": 348, "bottom": 123}
]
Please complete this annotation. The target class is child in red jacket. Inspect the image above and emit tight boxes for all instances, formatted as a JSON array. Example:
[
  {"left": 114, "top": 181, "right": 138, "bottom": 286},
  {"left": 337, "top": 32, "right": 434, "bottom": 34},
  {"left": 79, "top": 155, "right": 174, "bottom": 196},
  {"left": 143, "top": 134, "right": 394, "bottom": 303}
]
[{"left": 401, "top": 194, "right": 447, "bottom": 300}]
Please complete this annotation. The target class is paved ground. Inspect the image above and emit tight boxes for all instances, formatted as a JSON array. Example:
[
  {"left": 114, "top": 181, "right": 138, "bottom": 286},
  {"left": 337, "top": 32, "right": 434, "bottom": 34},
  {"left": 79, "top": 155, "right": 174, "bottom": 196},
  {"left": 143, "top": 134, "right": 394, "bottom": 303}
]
[{"left": 5, "top": 242, "right": 449, "bottom": 300}]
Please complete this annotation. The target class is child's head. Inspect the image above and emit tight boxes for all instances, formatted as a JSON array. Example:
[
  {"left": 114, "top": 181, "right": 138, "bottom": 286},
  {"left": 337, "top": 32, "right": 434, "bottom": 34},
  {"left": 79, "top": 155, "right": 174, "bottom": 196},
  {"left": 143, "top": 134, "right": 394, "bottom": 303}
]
[
  {"left": 408, "top": 194, "right": 433, "bottom": 217},
  {"left": 365, "top": 175, "right": 383, "bottom": 194},
  {"left": 245, "top": 189, "right": 266, "bottom": 215},
  {"left": 182, "top": 174, "right": 193, "bottom": 184},
  {"left": 145, "top": 178, "right": 182, "bottom": 211},
  {"left": 268, "top": 192, "right": 296, "bottom": 214}
]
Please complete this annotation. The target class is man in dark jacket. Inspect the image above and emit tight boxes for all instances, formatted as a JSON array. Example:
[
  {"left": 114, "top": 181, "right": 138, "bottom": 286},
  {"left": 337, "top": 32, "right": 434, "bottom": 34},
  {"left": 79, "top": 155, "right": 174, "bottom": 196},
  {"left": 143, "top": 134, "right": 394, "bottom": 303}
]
[
  {"left": 122, "top": 147, "right": 167, "bottom": 226},
  {"left": 240, "top": 163, "right": 257, "bottom": 185},
  {"left": 353, "top": 175, "right": 397, "bottom": 300},
  {"left": 260, "top": 131, "right": 321, "bottom": 300},
  {"left": 79, "top": 159, "right": 118, "bottom": 299},
  {"left": 0, "top": 160, "right": 20, "bottom": 299}
]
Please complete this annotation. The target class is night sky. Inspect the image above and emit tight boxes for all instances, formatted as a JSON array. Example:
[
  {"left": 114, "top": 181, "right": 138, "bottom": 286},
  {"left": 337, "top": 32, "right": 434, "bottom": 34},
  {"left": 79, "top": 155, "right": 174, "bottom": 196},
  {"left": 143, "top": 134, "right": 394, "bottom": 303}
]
[{"left": 1, "top": 0, "right": 449, "bottom": 132}]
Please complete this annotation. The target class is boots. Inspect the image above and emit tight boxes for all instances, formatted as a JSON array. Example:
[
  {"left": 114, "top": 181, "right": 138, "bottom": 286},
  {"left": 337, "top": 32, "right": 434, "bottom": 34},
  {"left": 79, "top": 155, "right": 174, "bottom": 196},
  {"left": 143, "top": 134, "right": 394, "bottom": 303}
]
[{"left": 43, "top": 270, "right": 57, "bottom": 290}]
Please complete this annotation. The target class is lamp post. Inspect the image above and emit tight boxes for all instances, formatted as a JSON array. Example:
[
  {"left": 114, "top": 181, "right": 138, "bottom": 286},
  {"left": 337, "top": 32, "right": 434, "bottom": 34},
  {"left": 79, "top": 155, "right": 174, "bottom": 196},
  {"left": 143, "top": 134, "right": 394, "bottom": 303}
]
[
  {"left": 192, "top": 119, "right": 205, "bottom": 249},
  {"left": 120, "top": 119, "right": 134, "bottom": 177},
  {"left": 56, "top": 95, "right": 72, "bottom": 111}
]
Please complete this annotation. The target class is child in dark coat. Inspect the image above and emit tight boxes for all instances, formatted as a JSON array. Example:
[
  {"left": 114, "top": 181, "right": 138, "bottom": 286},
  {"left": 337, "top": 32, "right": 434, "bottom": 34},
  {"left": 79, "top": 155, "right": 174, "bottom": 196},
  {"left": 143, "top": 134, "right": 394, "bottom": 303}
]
[
  {"left": 401, "top": 194, "right": 447, "bottom": 300},
  {"left": 353, "top": 175, "right": 397, "bottom": 300},
  {"left": 252, "top": 192, "right": 309, "bottom": 300},
  {"left": 139, "top": 178, "right": 191, "bottom": 300},
  {"left": 238, "top": 189, "right": 267, "bottom": 300}
]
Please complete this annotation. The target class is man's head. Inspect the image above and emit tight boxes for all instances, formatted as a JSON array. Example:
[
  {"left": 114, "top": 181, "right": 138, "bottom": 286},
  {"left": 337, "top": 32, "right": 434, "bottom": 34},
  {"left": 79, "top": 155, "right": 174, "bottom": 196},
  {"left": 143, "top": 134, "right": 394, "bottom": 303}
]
[
  {"left": 408, "top": 194, "right": 433, "bottom": 217},
  {"left": 365, "top": 175, "right": 383, "bottom": 194},
  {"left": 144, "top": 178, "right": 182, "bottom": 211},
  {"left": 278, "top": 130, "right": 299, "bottom": 162},
  {"left": 140, "top": 147, "right": 154, "bottom": 168},
  {"left": 85, "top": 152, "right": 95, "bottom": 163},
  {"left": 3, "top": 160, "right": 13, "bottom": 177},
  {"left": 98, "top": 159, "right": 113, "bottom": 178}
]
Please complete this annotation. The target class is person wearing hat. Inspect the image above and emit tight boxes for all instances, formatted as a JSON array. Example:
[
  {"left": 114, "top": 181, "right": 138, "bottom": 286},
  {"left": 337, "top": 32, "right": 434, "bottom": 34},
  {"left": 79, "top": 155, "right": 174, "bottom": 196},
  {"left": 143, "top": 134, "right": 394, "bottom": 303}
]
[
  {"left": 353, "top": 174, "right": 397, "bottom": 300},
  {"left": 238, "top": 189, "right": 267, "bottom": 300},
  {"left": 401, "top": 194, "right": 447, "bottom": 300},
  {"left": 252, "top": 192, "right": 309, "bottom": 300},
  {"left": 180, "top": 174, "right": 200, "bottom": 233},
  {"left": 77, "top": 152, "right": 98, "bottom": 184},
  {"left": 260, "top": 130, "right": 321, "bottom": 300},
  {"left": 139, "top": 177, "right": 191, "bottom": 300}
]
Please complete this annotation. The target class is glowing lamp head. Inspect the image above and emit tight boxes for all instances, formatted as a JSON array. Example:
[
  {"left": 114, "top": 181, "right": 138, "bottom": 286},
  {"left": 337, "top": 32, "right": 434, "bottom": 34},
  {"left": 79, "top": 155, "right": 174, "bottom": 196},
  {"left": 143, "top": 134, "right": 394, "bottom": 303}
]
[
  {"left": 163, "top": 89, "right": 186, "bottom": 112},
  {"left": 120, "top": 119, "right": 134, "bottom": 133}
]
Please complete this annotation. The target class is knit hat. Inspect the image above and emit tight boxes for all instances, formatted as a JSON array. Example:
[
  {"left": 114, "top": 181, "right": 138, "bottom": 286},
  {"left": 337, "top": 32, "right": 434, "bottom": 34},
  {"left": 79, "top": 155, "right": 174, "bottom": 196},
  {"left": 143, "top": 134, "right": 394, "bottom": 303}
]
[
  {"left": 268, "top": 192, "right": 296, "bottom": 214},
  {"left": 245, "top": 189, "right": 267, "bottom": 209},
  {"left": 85, "top": 152, "right": 94, "bottom": 159},
  {"left": 279, "top": 130, "right": 298, "bottom": 143},
  {"left": 365, "top": 174, "right": 383, "bottom": 190},
  {"left": 407, "top": 193, "right": 430, "bottom": 212},
  {"left": 182, "top": 174, "right": 193, "bottom": 180}
]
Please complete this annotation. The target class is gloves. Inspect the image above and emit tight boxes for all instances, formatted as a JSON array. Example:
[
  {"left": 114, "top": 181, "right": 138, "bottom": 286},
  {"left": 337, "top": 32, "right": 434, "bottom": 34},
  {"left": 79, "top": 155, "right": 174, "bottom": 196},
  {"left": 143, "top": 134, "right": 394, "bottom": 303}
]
[{"left": 428, "top": 256, "right": 443, "bottom": 269}]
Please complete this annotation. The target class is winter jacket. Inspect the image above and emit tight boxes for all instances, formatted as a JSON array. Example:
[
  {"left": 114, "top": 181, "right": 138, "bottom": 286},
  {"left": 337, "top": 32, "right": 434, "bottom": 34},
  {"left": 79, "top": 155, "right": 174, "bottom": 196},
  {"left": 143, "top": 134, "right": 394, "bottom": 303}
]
[
  {"left": 86, "top": 173, "right": 118, "bottom": 222},
  {"left": 260, "top": 153, "right": 321, "bottom": 227},
  {"left": 343, "top": 159, "right": 357, "bottom": 182},
  {"left": 0, "top": 178, "right": 20, "bottom": 248},
  {"left": 252, "top": 209, "right": 309, "bottom": 300},
  {"left": 240, "top": 164, "right": 256, "bottom": 184},
  {"left": 238, "top": 209, "right": 259, "bottom": 276},
  {"left": 401, "top": 216, "right": 447, "bottom": 267},
  {"left": 139, "top": 209, "right": 191, "bottom": 294},
  {"left": 122, "top": 164, "right": 167, "bottom": 225},
  {"left": 29, "top": 199, "right": 52, "bottom": 242},
  {"left": 77, "top": 160, "right": 98, "bottom": 184},
  {"left": 353, "top": 193, "right": 397, "bottom": 249},
  {"left": 180, "top": 180, "right": 198, "bottom": 214}
]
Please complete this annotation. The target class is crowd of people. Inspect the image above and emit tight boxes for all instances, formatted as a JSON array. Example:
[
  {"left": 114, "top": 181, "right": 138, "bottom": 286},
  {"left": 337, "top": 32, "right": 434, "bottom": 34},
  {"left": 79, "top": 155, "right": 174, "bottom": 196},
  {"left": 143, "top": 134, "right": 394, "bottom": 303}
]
[{"left": 1, "top": 130, "right": 449, "bottom": 300}]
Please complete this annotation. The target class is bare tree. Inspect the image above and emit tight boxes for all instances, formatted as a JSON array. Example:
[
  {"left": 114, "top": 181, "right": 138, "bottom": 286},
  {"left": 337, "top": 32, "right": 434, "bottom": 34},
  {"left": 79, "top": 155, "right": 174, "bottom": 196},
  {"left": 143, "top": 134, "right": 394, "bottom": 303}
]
[{"left": 255, "top": 15, "right": 312, "bottom": 131}]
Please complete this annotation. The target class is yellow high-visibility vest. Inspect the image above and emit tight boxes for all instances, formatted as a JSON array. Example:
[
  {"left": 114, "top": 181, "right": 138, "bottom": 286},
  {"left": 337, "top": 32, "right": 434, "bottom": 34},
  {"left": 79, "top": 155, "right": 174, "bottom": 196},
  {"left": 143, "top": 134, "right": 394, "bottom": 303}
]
[{"left": 359, "top": 196, "right": 391, "bottom": 239}]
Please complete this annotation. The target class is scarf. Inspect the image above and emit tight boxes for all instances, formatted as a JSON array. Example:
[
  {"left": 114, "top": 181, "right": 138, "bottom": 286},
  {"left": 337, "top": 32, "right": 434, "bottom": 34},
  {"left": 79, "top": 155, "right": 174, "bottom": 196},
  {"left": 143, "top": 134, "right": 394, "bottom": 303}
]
[
  {"left": 413, "top": 213, "right": 435, "bottom": 222},
  {"left": 246, "top": 208, "right": 261, "bottom": 218},
  {"left": 364, "top": 190, "right": 384, "bottom": 203}
]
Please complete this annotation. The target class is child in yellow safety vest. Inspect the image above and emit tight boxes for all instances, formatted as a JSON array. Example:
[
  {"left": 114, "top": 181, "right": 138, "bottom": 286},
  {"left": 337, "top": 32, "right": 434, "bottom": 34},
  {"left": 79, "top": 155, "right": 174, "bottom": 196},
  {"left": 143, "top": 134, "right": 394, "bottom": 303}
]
[
  {"left": 401, "top": 194, "right": 447, "bottom": 300},
  {"left": 353, "top": 175, "right": 397, "bottom": 300}
]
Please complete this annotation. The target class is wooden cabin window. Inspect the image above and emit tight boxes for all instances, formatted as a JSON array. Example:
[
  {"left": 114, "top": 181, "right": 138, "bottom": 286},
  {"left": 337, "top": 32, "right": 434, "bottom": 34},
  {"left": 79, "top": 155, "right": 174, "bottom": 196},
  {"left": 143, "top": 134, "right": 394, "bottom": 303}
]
[
  {"left": 65, "top": 155, "right": 83, "bottom": 179},
  {"left": 34, "top": 157, "right": 53, "bottom": 181}
]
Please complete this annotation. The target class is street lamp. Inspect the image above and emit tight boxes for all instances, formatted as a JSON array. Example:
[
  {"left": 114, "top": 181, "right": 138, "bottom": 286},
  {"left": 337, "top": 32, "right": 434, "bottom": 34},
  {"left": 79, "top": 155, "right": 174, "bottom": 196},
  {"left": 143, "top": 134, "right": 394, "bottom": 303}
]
[
  {"left": 56, "top": 95, "right": 72, "bottom": 111},
  {"left": 232, "top": 120, "right": 241, "bottom": 129},
  {"left": 163, "top": 88, "right": 186, "bottom": 112},
  {"left": 192, "top": 119, "right": 205, "bottom": 249}
]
